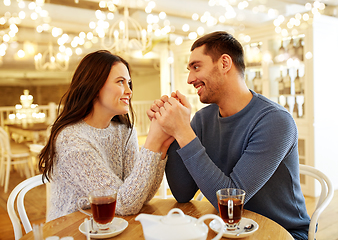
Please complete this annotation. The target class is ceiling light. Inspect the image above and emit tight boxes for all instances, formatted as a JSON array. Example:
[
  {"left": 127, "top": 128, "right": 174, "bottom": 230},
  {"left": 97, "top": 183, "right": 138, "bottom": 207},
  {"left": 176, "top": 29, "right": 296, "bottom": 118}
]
[
  {"left": 102, "top": 3, "right": 153, "bottom": 55},
  {"left": 197, "top": 26, "right": 205, "bottom": 36},
  {"left": 4, "top": 0, "right": 11, "bottom": 7},
  {"left": 18, "top": 11, "right": 26, "bottom": 19},
  {"left": 159, "top": 12, "right": 166, "bottom": 19},
  {"left": 188, "top": 32, "right": 197, "bottom": 40},
  {"left": 28, "top": 2, "right": 36, "bottom": 10},
  {"left": 182, "top": 24, "right": 189, "bottom": 32},
  {"left": 192, "top": 13, "right": 199, "bottom": 21},
  {"left": 34, "top": 44, "right": 69, "bottom": 71},
  {"left": 175, "top": 37, "right": 183, "bottom": 45}
]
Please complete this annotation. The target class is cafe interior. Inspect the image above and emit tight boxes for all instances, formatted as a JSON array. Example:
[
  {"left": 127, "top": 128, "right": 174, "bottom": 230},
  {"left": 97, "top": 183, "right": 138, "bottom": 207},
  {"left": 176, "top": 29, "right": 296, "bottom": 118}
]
[{"left": 0, "top": 0, "right": 338, "bottom": 239}]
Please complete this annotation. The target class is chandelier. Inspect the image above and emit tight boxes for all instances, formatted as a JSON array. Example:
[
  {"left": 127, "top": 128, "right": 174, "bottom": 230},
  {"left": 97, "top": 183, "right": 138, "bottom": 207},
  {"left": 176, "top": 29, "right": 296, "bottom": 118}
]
[
  {"left": 9, "top": 90, "right": 45, "bottom": 126},
  {"left": 102, "top": 3, "right": 152, "bottom": 54},
  {"left": 34, "top": 44, "right": 69, "bottom": 71}
]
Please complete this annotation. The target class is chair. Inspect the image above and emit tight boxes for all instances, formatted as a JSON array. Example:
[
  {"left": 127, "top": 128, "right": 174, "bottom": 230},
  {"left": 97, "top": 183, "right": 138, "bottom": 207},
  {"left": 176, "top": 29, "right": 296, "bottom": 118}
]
[
  {"left": 29, "top": 143, "right": 45, "bottom": 174},
  {"left": 0, "top": 126, "right": 34, "bottom": 193},
  {"left": 299, "top": 164, "right": 334, "bottom": 240},
  {"left": 195, "top": 164, "right": 333, "bottom": 240},
  {"left": 7, "top": 174, "right": 45, "bottom": 240}
]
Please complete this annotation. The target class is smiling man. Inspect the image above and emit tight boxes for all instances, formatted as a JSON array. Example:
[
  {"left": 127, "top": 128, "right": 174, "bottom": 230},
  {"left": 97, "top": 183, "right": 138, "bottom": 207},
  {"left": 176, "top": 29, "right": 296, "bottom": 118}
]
[{"left": 148, "top": 31, "right": 310, "bottom": 240}]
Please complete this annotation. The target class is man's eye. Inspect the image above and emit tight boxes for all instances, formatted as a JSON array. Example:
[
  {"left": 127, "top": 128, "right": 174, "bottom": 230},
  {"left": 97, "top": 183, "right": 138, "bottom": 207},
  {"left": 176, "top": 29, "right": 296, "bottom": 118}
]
[{"left": 194, "top": 65, "right": 199, "bottom": 70}]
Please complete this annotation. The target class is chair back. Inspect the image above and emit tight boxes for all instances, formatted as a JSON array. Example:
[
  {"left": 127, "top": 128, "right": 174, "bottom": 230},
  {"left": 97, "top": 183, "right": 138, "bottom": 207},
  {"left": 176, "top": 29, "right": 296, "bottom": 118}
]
[
  {"left": 0, "top": 127, "right": 10, "bottom": 154},
  {"left": 7, "top": 174, "right": 45, "bottom": 240},
  {"left": 299, "top": 164, "right": 334, "bottom": 240}
]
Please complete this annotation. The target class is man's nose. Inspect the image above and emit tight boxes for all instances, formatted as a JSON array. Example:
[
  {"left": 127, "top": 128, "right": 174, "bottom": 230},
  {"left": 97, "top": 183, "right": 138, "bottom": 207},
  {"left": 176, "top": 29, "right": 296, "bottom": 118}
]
[{"left": 187, "top": 72, "right": 194, "bottom": 85}]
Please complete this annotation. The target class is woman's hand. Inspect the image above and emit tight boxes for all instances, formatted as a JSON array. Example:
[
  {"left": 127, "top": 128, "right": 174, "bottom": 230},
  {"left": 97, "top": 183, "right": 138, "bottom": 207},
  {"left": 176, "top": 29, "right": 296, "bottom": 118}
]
[{"left": 144, "top": 118, "right": 173, "bottom": 156}]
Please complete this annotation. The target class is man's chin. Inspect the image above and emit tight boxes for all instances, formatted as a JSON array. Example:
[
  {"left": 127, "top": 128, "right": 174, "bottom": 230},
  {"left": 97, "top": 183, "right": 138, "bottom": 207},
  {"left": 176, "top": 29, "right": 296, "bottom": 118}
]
[{"left": 199, "top": 96, "right": 210, "bottom": 104}]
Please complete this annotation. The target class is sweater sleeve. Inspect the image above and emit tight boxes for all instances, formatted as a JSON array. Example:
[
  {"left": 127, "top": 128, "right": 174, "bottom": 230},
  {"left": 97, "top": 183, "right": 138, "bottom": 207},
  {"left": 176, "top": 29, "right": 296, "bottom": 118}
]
[{"left": 167, "top": 109, "right": 298, "bottom": 210}]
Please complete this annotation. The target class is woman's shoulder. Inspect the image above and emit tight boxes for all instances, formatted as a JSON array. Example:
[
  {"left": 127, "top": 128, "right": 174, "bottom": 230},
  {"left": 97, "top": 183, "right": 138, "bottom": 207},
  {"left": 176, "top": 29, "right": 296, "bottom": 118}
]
[{"left": 58, "top": 121, "right": 83, "bottom": 137}]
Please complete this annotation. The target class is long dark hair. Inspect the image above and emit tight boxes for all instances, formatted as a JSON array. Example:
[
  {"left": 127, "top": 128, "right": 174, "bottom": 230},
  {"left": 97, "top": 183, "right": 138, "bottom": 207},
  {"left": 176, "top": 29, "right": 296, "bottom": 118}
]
[
  {"left": 39, "top": 50, "right": 135, "bottom": 181},
  {"left": 191, "top": 31, "right": 246, "bottom": 77}
]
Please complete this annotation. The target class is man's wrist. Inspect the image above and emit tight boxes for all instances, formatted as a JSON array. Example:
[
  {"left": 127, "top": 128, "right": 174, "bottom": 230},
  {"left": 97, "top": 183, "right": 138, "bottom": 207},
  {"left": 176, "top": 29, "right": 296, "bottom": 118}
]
[{"left": 175, "top": 128, "right": 196, "bottom": 148}]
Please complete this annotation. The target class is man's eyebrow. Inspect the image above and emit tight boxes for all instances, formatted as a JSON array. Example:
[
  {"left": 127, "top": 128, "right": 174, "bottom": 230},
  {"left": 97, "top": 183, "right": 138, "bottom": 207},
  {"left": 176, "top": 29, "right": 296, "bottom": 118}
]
[{"left": 187, "top": 60, "right": 200, "bottom": 70}]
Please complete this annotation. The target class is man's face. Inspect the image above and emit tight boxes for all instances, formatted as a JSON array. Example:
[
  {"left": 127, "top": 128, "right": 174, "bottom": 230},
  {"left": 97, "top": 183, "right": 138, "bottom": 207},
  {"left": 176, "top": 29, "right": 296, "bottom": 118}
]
[{"left": 187, "top": 45, "right": 224, "bottom": 104}]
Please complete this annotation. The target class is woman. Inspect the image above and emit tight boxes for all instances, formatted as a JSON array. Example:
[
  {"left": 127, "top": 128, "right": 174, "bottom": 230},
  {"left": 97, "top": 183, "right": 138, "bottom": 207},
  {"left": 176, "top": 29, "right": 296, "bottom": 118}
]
[{"left": 39, "top": 50, "right": 173, "bottom": 222}]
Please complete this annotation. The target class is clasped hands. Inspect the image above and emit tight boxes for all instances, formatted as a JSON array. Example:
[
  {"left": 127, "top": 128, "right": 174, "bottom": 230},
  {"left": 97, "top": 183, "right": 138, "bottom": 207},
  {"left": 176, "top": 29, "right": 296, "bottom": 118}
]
[{"left": 147, "top": 90, "right": 196, "bottom": 149}]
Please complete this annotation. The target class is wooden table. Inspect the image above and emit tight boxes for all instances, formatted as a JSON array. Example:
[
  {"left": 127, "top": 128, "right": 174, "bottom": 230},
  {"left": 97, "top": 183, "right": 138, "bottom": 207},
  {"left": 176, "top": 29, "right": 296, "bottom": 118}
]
[
  {"left": 21, "top": 198, "right": 294, "bottom": 240},
  {"left": 6, "top": 123, "right": 49, "bottom": 143}
]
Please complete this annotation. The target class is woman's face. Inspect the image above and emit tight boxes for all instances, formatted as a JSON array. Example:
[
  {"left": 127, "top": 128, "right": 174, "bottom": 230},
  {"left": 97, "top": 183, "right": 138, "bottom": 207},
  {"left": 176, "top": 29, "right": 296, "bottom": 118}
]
[{"left": 95, "top": 62, "right": 132, "bottom": 118}]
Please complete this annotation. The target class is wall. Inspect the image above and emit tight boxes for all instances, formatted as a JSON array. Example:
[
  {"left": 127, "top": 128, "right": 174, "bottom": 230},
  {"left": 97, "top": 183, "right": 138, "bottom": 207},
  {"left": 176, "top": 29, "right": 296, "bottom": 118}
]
[
  {"left": 0, "top": 85, "right": 69, "bottom": 106},
  {"left": 132, "top": 72, "right": 161, "bottom": 101},
  {"left": 0, "top": 68, "right": 160, "bottom": 107}
]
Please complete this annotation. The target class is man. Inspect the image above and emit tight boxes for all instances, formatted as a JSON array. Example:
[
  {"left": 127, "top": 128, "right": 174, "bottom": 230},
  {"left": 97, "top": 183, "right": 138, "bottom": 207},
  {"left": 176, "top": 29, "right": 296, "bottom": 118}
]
[{"left": 148, "top": 31, "right": 310, "bottom": 239}]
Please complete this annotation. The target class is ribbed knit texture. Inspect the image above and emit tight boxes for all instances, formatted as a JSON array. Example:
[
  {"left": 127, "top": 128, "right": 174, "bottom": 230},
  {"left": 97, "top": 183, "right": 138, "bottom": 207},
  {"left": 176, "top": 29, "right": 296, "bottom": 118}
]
[
  {"left": 47, "top": 120, "right": 165, "bottom": 222},
  {"left": 166, "top": 90, "right": 310, "bottom": 239}
]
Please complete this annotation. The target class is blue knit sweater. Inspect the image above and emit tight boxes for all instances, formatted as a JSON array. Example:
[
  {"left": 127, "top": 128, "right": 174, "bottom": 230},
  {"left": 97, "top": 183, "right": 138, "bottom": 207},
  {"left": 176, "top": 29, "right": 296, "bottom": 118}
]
[{"left": 166, "top": 91, "right": 310, "bottom": 239}]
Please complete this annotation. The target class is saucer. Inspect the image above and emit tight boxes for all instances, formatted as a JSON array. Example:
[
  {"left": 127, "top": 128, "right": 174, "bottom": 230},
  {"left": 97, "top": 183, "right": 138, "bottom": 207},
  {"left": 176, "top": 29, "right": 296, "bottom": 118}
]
[
  {"left": 209, "top": 217, "right": 259, "bottom": 239},
  {"left": 79, "top": 217, "right": 128, "bottom": 239}
]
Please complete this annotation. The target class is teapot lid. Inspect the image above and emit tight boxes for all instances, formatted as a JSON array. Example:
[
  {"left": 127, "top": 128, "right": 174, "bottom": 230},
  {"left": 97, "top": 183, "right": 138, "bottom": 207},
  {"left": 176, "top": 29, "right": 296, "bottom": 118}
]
[{"left": 161, "top": 208, "right": 192, "bottom": 225}]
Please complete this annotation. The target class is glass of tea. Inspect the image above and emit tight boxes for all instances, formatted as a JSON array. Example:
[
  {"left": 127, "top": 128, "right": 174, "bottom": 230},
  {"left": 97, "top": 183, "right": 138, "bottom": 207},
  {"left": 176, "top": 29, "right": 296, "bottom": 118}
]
[
  {"left": 77, "top": 188, "right": 117, "bottom": 231},
  {"left": 216, "top": 188, "right": 245, "bottom": 231}
]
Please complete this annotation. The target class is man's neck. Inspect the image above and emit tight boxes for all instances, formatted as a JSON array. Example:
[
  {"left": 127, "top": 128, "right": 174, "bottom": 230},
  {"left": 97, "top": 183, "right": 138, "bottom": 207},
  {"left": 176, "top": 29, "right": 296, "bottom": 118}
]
[{"left": 218, "top": 89, "right": 253, "bottom": 118}]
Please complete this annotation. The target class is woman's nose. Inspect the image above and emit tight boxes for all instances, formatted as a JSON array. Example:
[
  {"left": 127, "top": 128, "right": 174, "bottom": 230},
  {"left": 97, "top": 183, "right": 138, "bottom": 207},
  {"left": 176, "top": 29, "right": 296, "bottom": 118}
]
[{"left": 124, "top": 82, "right": 132, "bottom": 94}]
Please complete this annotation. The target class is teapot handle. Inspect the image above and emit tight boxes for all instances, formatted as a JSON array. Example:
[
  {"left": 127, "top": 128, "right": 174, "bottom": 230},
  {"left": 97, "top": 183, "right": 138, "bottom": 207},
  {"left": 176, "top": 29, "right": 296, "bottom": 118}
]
[
  {"left": 196, "top": 214, "right": 225, "bottom": 240},
  {"left": 167, "top": 208, "right": 185, "bottom": 217}
]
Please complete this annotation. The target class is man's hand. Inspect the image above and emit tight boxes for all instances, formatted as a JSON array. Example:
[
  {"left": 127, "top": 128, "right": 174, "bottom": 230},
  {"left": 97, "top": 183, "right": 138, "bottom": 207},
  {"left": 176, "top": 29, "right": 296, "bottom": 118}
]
[{"left": 154, "top": 91, "right": 196, "bottom": 148}]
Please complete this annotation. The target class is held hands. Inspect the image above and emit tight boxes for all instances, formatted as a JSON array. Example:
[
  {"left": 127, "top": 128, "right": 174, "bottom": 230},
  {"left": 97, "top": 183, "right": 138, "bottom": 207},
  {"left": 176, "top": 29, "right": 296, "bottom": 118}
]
[{"left": 147, "top": 91, "right": 196, "bottom": 148}]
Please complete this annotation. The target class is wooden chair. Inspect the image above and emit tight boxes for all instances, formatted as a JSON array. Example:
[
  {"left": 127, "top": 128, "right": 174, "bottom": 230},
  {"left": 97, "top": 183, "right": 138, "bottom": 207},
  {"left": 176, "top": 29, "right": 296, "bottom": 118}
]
[
  {"left": 299, "top": 164, "right": 334, "bottom": 240},
  {"left": 7, "top": 174, "right": 46, "bottom": 240},
  {"left": 0, "top": 126, "right": 34, "bottom": 193}
]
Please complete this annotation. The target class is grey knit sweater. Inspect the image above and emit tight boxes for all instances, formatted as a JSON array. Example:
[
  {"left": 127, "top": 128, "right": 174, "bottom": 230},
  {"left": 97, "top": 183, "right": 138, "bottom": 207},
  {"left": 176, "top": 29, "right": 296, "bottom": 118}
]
[{"left": 47, "top": 120, "right": 166, "bottom": 222}]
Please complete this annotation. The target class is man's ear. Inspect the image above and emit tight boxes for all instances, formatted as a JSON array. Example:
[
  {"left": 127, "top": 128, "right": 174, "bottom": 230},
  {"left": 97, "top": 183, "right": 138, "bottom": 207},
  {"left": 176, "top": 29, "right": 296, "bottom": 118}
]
[{"left": 219, "top": 54, "right": 232, "bottom": 73}]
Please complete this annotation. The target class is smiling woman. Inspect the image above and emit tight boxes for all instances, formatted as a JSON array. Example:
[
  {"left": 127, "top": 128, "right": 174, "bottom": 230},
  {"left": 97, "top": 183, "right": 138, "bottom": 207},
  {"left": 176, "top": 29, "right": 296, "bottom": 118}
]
[{"left": 38, "top": 50, "right": 174, "bottom": 222}]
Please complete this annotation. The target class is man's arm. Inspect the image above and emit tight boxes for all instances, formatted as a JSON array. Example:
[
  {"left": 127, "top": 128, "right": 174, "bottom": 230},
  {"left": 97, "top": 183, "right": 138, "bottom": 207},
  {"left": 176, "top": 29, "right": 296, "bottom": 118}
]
[{"left": 167, "top": 109, "right": 298, "bottom": 210}]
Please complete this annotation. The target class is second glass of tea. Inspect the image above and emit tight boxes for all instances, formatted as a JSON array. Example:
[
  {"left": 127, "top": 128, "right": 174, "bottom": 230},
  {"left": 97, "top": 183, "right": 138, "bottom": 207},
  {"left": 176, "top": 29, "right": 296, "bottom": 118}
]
[{"left": 216, "top": 188, "right": 245, "bottom": 231}]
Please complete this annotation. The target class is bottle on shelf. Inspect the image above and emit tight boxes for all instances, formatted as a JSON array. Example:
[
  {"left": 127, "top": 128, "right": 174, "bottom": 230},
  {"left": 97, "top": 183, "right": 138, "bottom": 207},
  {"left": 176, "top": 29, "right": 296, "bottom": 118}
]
[
  {"left": 293, "top": 98, "right": 299, "bottom": 118},
  {"left": 287, "top": 38, "right": 296, "bottom": 59},
  {"left": 278, "top": 40, "right": 285, "bottom": 56},
  {"left": 252, "top": 44, "right": 262, "bottom": 66},
  {"left": 276, "top": 40, "right": 286, "bottom": 62},
  {"left": 294, "top": 69, "right": 302, "bottom": 95},
  {"left": 296, "top": 38, "right": 304, "bottom": 61},
  {"left": 253, "top": 71, "right": 262, "bottom": 94},
  {"left": 277, "top": 70, "right": 284, "bottom": 95},
  {"left": 283, "top": 69, "right": 291, "bottom": 95},
  {"left": 284, "top": 100, "right": 290, "bottom": 112},
  {"left": 300, "top": 73, "right": 305, "bottom": 94}
]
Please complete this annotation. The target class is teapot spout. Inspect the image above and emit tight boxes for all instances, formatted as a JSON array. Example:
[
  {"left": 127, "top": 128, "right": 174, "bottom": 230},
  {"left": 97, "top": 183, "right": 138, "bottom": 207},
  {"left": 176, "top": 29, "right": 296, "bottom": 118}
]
[{"left": 135, "top": 213, "right": 160, "bottom": 228}]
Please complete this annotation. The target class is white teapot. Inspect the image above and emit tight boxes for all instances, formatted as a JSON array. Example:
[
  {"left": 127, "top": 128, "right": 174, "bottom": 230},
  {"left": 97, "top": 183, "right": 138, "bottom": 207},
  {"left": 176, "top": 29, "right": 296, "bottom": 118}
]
[{"left": 135, "top": 208, "right": 225, "bottom": 240}]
